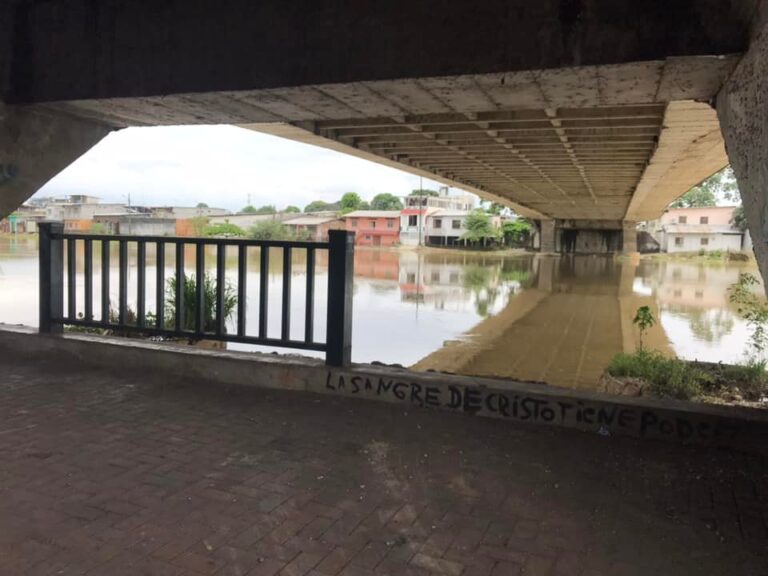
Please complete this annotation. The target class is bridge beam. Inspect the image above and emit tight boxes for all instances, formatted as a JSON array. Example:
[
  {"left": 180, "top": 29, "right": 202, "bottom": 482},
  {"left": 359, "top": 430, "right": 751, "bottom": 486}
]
[
  {"left": 717, "top": 11, "right": 768, "bottom": 293},
  {"left": 0, "top": 107, "right": 111, "bottom": 219}
]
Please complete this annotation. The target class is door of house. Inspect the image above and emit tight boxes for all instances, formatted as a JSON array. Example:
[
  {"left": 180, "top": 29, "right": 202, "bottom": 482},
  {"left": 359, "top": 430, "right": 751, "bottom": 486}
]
[{"left": 373, "top": 235, "right": 381, "bottom": 246}]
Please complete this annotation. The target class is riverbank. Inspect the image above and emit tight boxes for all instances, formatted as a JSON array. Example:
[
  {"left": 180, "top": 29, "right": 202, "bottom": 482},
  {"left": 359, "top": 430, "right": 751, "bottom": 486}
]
[{"left": 640, "top": 250, "right": 753, "bottom": 264}]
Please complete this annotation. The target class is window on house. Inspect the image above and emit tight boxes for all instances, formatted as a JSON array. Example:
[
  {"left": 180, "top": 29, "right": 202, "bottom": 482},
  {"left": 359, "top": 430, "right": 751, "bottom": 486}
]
[
  {"left": 387, "top": 220, "right": 394, "bottom": 228},
  {"left": 371, "top": 221, "right": 376, "bottom": 229},
  {"left": 452, "top": 220, "right": 461, "bottom": 229},
  {"left": 700, "top": 216, "right": 709, "bottom": 224},
  {"left": 674, "top": 289, "right": 682, "bottom": 298},
  {"left": 701, "top": 237, "right": 709, "bottom": 246},
  {"left": 351, "top": 219, "right": 357, "bottom": 227},
  {"left": 408, "top": 215, "right": 418, "bottom": 227},
  {"left": 674, "top": 237, "right": 684, "bottom": 247},
  {"left": 695, "top": 290, "right": 704, "bottom": 299},
  {"left": 434, "top": 219, "right": 442, "bottom": 229},
  {"left": 406, "top": 272, "right": 416, "bottom": 284},
  {"left": 678, "top": 216, "right": 687, "bottom": 224},
  {"left": 431, "top": 271, "right": 440, "bottom": 282},
  {"left": 449, "top": 272, "right": 459, "bottom": 284}
]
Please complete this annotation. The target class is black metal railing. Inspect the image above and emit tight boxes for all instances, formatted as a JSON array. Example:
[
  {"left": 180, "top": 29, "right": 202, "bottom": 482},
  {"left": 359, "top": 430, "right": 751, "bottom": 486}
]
[{"left": 38, "top": 222, "right": 354, "bottom": 366}]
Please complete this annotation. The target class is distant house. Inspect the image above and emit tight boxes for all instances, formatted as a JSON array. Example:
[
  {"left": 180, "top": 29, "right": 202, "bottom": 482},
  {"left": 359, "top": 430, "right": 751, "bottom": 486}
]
[
  {"left": 399, "top": 191, "right": 475, "bottom": 246},
  {"left": 151, "top": 206, "right": 230, "bottom": 219},
  {"left": 651, "top": 206, "right": 746, "bottom": 253},
  {"left": 94, "top": 214, "right": 176, "bottom": 236},
  {"left": 282, "top": 215, "right": 345, "bottom": 242},
  {"left": 344, "top": 210, "right": 400, "bottom": 246}
]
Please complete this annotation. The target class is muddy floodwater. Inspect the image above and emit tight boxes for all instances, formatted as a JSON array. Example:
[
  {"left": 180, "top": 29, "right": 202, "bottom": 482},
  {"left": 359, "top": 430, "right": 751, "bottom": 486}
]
[{"left": 0, "top": 235, "right": 758, "bottom": 390}]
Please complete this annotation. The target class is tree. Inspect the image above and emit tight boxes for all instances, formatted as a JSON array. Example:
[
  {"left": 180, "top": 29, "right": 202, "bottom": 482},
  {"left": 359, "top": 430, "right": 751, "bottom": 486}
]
[
  {"left": 339, "top": 192, "right": 363, "bottom": 214},
  {"left": 254, "top": 205, "right": 276, "bottom": 214},
  {"left": 248, "top": 220, "right": 291, "bottom": 241},
  {"left": 304, "top": 200, "right": 338, "bottom": 213},
  {"left": 196, "top": 202, "right": 209, "bottom": 208},
  {"left": 669, "top": 166, "right": 739, "bottom": 208},
  {"left": 409, "top": 189, "right": 438, "bottom": 197},
  {"left": 203, "top": 223, "right": 245, "bottom": 237},
  {"left": 284, "top": 205, "right": 301, "bottom": 213},
  {"left": 502, "top": 218, "right": 533, "bottom": 246},
  {"left": 732, "top": 205, "right": 747, "bottom": 232},
  {"left": 485, "top": 202, "right": 505, "bottom": 215},
  {"left": 370, "top": 193, "right": 403, "bottom": 211},
  {"left": 462, "top": 209, "right": 499, "bottom": 245},
  {"left": 240, "top": 205, "right": 258, "bottom": 214}
]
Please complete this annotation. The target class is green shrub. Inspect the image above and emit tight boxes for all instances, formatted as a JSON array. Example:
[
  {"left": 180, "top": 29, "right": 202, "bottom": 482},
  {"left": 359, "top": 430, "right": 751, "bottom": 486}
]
[
  {"left": 166, "top": 272, "right": 237, "bottom": 334},
  {"left": 727, "top": 251, "right": 750, "bottom": 262},
  {"left": 607, "top": 350, "right": 710, "bottom": 400}
]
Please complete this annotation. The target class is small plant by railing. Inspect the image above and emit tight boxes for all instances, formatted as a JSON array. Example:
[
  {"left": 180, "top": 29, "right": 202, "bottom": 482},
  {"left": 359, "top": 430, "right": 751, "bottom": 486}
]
[
  {"left": 165, "top": 272, "right": 237, "bottom": 334},
  {"left": 632, "top": 305, "right": 655, "bottom": 351},
  {"left": 39, "top": 223, "right": 355, "bottom": 366}
]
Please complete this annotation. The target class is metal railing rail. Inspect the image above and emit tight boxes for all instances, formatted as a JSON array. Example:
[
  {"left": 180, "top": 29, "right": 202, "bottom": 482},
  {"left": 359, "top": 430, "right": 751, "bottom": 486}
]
[{"left": 38, "top": 222, "right": 354, "bottom": 366}]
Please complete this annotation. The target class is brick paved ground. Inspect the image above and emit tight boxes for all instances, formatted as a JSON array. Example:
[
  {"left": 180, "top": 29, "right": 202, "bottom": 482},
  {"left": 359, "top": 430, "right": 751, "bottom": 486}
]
[{"left": 0, "top": 359, "right": 766, "bottom": 576}]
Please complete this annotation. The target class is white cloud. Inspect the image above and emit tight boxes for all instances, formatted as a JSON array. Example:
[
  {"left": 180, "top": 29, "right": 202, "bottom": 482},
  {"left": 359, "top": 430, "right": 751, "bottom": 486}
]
[{"left": 36, "top": 125, "right": 468, "bottom": 211}]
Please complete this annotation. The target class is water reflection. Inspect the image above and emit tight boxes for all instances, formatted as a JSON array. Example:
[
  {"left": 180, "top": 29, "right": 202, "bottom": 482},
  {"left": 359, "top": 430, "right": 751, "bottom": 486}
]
[{"left": 0, "top": 236, "right": 760, "bottom": 390}]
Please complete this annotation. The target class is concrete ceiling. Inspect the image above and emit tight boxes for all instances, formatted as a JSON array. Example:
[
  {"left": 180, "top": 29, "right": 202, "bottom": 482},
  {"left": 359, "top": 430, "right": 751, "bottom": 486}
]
[{"left": 31, "top": 55, "right": 736, "bottom": 221}]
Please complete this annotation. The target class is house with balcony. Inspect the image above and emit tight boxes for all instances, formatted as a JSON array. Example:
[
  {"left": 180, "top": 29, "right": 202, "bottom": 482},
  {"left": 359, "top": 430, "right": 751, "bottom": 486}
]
[
  {"left": 344, "top": 210, "right": 400, "bottom": 246},
  {"left": 399, "top": 190, "right": 475, "bottom": 246},
  {"left": 649, "top": 206, "right": 748, "bottom": 253}
]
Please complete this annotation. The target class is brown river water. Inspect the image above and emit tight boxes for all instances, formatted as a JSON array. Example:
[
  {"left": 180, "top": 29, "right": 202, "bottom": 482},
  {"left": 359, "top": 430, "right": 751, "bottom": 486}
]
[{"left": 0, "top": 235, "right": 757, "bottom": 390}]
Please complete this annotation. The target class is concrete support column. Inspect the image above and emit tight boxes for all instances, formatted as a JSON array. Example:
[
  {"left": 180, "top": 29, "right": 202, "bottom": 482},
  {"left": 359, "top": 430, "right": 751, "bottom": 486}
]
[
  {"left": 717, "top": 13, "right": 768, "bottom": 293},
  {"left": 539, "top": 220, "right": 556, "bottom": 253},
  {"left": 0, "top": 108, "right": 111, "bottom": 219},
  {"left": 622, "top": 222, "right": 638, "bottom": 254}
]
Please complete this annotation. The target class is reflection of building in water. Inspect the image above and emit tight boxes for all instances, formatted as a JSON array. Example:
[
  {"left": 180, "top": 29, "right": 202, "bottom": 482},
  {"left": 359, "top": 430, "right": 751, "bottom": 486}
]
[
  {"left": 636, "top": 261, "right": 745, "bottom": 309},
  {"left": 353, "top": 250, "right": 400, "bottom": 281}
]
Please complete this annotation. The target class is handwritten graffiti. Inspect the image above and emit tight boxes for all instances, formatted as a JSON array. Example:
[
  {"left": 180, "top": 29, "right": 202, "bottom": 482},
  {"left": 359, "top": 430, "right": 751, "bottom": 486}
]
[{"left": 324, "top": 371, "right": 742, "bottom": 442}]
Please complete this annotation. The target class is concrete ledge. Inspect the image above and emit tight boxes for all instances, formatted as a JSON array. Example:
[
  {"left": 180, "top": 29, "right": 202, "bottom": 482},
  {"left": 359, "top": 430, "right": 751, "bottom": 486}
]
[{"left": 2, "top": 325, "right": 768, "bottom": 453}]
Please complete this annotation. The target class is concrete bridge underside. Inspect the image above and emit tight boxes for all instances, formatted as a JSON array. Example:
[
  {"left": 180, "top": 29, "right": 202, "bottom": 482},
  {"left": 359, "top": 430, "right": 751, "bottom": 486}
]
[{"left": 1, "top": 1, "right": 767, "bottom": 264}]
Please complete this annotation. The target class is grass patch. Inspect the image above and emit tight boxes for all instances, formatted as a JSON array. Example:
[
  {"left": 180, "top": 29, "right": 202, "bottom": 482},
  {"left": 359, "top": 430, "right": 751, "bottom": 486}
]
[
  {"left": 607, "top": 350, "right": 710, "bottom": 400},
  {"left": 607, "top": 351, "right": 768, "bottom": 403}
]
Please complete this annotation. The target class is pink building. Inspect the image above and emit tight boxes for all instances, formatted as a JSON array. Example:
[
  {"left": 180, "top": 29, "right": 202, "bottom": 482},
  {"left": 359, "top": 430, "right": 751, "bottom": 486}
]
[
  {"left": 654, "top": 207, "right": 745, "bottom": 253},
  {"left": 344, "top": 210, "right": 400, "bottom": 247}
]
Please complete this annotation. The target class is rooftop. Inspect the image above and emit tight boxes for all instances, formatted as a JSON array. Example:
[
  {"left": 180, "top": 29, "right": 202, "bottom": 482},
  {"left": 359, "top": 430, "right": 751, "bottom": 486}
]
[
  {"left": 283, "top": 216, "right": 341, "bottom": 226},
  {"left": 344, "top": 210, "right": 401, "bottom": 218}
]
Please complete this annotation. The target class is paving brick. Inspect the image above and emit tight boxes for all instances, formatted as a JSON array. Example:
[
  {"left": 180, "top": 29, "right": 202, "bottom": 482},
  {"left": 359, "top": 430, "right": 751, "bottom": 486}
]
[{"left": 0, "top": 360, "right": 763, "bottom": 576}]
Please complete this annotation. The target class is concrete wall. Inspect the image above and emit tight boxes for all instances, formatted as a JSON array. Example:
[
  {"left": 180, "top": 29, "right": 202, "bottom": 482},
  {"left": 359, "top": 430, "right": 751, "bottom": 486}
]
[
  {"left": 4, "top": 1, "right": 756, "bottom": 104},
  {"left": 663, "top": 233, "right": 743, "bottom": 253},
  {"left": 1, "top": 326, "right": 766, "bottom": 452},
  {"left": 0, "top": 109, "right": 111, "bottom": 219},
  {"left": 717, "top": 13, "right": 768, "bottom": 292}
]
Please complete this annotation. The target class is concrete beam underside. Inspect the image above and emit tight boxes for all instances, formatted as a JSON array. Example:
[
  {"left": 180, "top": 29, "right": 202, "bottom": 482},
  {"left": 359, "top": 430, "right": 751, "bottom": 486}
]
[
  {"left": 22, "top": 56, "right": 734, "bottom": 222},
  {"left": 1, "top": 0, "right": 756, "bottom": 220}
]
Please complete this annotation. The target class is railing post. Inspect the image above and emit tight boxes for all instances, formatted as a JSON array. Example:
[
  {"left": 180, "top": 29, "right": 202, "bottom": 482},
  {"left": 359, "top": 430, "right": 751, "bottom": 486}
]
[
  {"left": 326, "top": 230, "right": 355, "bottom": 366},
  {"left": 39, "top": 222, "right": 64, "bottom": 334}
]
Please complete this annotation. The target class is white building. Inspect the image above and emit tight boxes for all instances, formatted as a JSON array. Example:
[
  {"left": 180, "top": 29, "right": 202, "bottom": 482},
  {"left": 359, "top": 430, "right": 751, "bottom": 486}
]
[
  {"left": 399, "top": 190, "right": 476, "bottom": 246},
  {"left": 650, "top": 206, "right": 746, "bottom": 253}
]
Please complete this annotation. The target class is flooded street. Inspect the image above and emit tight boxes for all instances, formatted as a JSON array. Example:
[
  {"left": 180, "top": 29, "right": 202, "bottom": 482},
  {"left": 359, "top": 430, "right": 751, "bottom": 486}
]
[{"left": 0, "top": 235, "right": 757, "bottom": 390}]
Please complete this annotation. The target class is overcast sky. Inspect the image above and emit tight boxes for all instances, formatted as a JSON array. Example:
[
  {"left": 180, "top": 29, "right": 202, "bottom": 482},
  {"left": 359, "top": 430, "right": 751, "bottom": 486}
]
[{"left": 35, "top": 125, "right": 468, "bottom": 211}]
